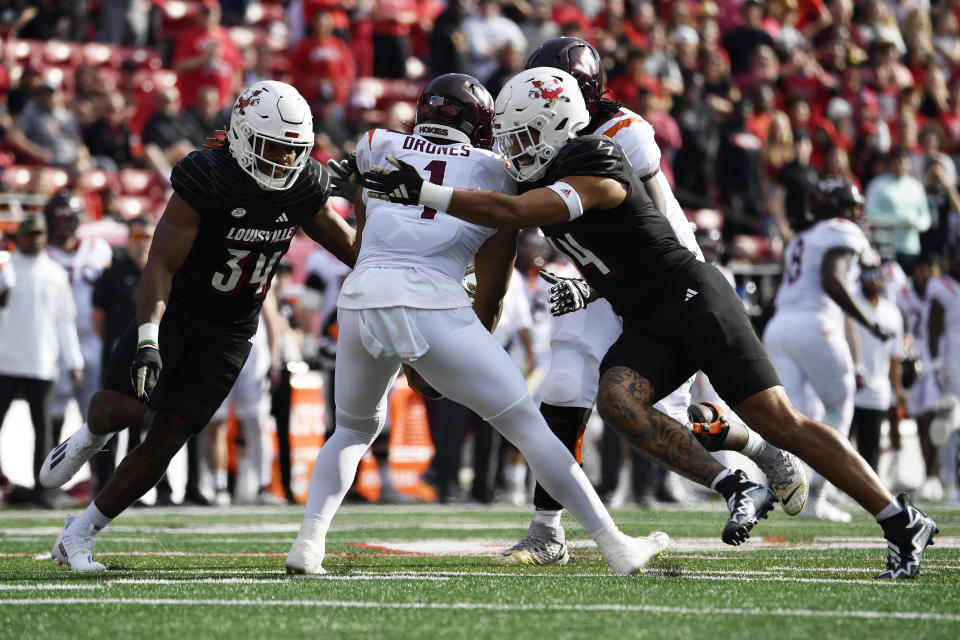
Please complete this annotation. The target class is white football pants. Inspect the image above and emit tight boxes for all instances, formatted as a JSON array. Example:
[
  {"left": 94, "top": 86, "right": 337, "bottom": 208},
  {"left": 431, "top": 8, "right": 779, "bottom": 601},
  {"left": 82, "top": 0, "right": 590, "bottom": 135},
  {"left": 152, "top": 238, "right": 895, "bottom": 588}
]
[{"left": 302, "top": 306, "right": 614, "bottom": 535}]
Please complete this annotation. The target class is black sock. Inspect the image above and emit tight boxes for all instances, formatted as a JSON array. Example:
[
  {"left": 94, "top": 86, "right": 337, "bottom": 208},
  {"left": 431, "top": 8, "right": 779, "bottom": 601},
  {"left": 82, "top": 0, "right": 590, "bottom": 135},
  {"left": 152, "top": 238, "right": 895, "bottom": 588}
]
[{"left": 532, "top": 403, "right": 592, "bottom": 511}]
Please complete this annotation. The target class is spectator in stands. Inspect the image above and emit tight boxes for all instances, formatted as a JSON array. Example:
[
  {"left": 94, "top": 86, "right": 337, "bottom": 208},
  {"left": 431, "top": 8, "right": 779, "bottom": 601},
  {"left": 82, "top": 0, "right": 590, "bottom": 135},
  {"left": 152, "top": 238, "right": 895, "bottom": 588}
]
[
  {"left": 461, "top": 0, "right": 526, "bottom": 83},
  {"left": 672, "top": 73, "right": 721, "bottom": 204},
  {"left": 719, "top": 98, "right": 766, "bottom": 234},
  {"left": 519, "top": 0, "right": 561, "bottom": 60},
  {"left": 922, "top": 155, "right": 960, "bottom": 256},
  {"left": 89, "top": 216, "right": 155, "bottom": 494},
  {"left": 371, "top": 0, "right": 418, "bottom": 79},
  {"left": 82, "top": 91, "right": 135, "bottom": 171},
  {"left": 69, "top": 65, "right": 106, "bottom": 130},
  {"left": 183, "top": 87, "right": 230, "bottom": 147},
  {"left": 7, "top": 75, "right": 91, "bottom": 170},
  {"left": 16, "top": 0, "right": 85, "bottom": 40},
  {"left": 289, "top": 10, "right": 356, "bottom": 114},
  {"left": 171, "top": 0, "right": 244, "bottom": 110},
  {"left": 141, "top": 88, "right": 204, "bottom": 179},
  {"left": 722, "top": 0, "right": 778, "bottom": 77},
  {"left": 0, "top": 216, "right": 83, "bottom": 509},
  {"left": 429, "top": 0, "right": 470, "bottom": 76},
  {"left": 701, "top": 48, "right": 740, "bottom": 119},
  {"left": 865, "top": 144, "right": 933, "bottom": 273},
  {"left": 644, "top": 22, "right": 683, "bottom": 98},
  {"left": 5, "top": 65, "right": 43, "bottom": 118},
  {"left": 485, "top": 40, "right": 526, "bottom": 99},
  {"left": 100, "top": 0, "right": 150, "bottom": 46}
]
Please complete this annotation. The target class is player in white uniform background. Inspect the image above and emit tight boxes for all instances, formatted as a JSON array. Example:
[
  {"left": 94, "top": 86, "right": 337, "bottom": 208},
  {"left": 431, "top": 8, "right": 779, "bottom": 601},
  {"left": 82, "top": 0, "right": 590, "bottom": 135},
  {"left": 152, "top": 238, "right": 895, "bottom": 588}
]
[
  {"left": 926, "top": 252, "right": 960, "bottom": 503},
  {"left": 43, "top": 191, "right": 113, "bottom": 439},
  {"left": 495, "top": 38, "right": 807, "bottom": 567},
  {"left": 896, "top": 255, "right": 944, "bottom": 500},
  {"left": 763, "top": 178, "right": 894, "bottom": 521},
  {"left": 850, "top": 264, "right": 906, "bottom": 474},
  {"left": 285, "top": 73, "right": 668, "bottom": 576}
]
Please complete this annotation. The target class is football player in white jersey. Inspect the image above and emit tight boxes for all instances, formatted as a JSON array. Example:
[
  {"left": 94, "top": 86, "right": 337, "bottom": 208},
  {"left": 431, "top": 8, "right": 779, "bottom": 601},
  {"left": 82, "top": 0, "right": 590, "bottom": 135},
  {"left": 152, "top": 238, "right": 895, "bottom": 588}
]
[
  {"left": 44, "top": 191, "right": 113, "bottom": 440},
  {"left": 492, "top": 38, "right": 807, "bottom": 565},
  {"left": 360, "top": 67, "right": 939, "bottom": 579},
  {"left": 897, "top": 254, "right": 944, "bottom": 500},
  {"left": 764, "top": 178, "right": 894, "bottom": 520},
  {"left": 926, "top": 250, "right": 960, "bottom": 502},
  {"left": 286, "top": 74, "right": 669, "bottom": 576}
]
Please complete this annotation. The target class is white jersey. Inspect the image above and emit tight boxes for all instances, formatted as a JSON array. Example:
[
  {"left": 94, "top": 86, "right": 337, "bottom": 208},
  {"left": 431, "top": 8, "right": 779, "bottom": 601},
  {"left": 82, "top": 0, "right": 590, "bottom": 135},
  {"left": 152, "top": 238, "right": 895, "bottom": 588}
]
[
  {"left": 593, "top": 107, "right": 703, "bottom": 260},
  {"left": 341, "top": 128, "right": 515, "bottom": 310},
  {"left": 774, "top": 218, "right": 871, "bottom": 323},
  {"left": 853, "top": 292, "right": 905, "bottom": 410},
  {"left": 881, "top": 259, "right": 908, "bottom": 304},
  {"left": 896, "top": 282, "right": 933, "bottom": 361},
  {"left": 47, "top": 237, "right": 113, "bottom": 345},
  {"left": 927, "top": 274, "right": 960, "bottom": 355}
]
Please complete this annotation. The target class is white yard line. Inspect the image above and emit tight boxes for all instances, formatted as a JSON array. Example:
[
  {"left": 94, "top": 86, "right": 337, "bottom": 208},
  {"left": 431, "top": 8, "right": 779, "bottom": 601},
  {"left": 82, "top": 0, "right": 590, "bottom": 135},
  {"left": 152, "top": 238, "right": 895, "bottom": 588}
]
[
  {"left": 0, "top": 598, "right": 957, "bottom": 621},
  {"left": 0, "top": 584, "right": 101, "bottom": 591}
]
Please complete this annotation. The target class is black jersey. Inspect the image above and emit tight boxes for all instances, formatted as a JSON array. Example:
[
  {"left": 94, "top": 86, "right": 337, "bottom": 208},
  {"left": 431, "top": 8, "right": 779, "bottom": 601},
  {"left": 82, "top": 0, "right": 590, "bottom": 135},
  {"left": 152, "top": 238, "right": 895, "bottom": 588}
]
[
  {"left": 531, "top": 135, "right": 697, "bottom": 316},
  {"left": 169, "top": 149, "right": 331, "bottom": 326}
]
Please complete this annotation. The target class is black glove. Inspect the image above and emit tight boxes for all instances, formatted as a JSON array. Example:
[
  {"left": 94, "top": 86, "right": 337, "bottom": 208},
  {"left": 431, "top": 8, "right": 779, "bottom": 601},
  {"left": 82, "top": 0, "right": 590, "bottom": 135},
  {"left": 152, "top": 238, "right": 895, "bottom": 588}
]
[
  {"left": 360, "top": 154, "right": 423, "bottom": 206},
  {"left": 870, "top": 321, "right": 895, "bottom": 342},
  {"left": 326, "top": 152, "right": 359, "bottom": 201},
  {"left": 538, "top": 269, "right": 596, "bottom": 316},
  {"left": 130, "top": 344, "right": 162, "bottom": 403}
]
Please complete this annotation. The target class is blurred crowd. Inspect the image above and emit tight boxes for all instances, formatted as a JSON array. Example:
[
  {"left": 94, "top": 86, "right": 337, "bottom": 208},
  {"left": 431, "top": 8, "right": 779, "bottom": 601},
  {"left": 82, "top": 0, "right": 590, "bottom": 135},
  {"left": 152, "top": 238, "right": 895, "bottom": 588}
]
[{"left": 1, "top": 0, "right": 960, "bottom": 509}]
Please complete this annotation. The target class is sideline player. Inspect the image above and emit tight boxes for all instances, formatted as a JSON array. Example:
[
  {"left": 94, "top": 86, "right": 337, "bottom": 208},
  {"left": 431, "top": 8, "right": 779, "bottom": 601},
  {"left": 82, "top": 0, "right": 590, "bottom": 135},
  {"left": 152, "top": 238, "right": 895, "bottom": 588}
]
[
  {"left": 763, "top": 178, "right": 893, "bottom": 522},
  {"left": 927, "top": 248, "right": 960, "bottom": 503},
  {"left": 496, "top": 38, "right": 806, "bottom": 565},
  {"left": 286, "top": 74, "right": 669, "bottom": 577},
  {"left": 360, "top": 67, "right": 939, "bottom": 578},
  {"left": 38, "top": 80, "right": 358, "bottom": 571}
]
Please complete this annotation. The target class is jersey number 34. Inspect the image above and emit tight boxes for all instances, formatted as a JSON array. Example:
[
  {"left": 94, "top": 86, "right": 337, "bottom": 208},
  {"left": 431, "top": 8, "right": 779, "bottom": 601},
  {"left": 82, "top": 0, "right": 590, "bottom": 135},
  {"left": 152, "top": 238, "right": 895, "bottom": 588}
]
[{"left": 212, "top": 249, "right": 283, "bottom": 296}]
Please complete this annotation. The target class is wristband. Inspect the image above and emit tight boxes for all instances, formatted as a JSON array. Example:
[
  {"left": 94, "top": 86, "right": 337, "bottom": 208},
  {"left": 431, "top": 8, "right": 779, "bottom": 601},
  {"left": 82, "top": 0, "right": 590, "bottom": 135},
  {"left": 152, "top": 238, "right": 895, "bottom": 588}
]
[
  {"left": 546, "top": 182, "right": 584, "bottom": 220},
  {"left": 137, "top": 322, "right": 160, "bottom": 349},
  {"left": 419, "top": 181, "right": 453, "bottom": 212}
]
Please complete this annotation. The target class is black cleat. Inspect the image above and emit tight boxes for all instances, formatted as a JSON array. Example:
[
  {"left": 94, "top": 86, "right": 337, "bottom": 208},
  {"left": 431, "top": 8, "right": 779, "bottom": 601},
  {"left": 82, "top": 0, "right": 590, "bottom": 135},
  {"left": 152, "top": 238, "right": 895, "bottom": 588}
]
[
  {"left": 717, "top": 470, "right": 777, "bottom": 546},
  {"left": 876, "top": 493, "right": 938, "bottom": 579}
]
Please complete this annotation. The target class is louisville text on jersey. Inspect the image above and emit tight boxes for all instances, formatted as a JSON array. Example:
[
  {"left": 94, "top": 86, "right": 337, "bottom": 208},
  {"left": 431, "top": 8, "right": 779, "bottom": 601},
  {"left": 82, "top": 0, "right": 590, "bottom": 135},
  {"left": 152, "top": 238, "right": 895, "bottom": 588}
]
[{"left": 225, "top": 226, "right": 296, "bottom": 244}]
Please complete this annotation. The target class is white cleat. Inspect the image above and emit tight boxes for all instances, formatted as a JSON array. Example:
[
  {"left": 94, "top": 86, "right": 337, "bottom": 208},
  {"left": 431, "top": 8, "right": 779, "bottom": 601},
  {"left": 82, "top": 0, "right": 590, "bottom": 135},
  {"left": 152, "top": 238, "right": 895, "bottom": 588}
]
[
  {"left": 39, "top": 426, "right": 112, "bottom": 489},
  {"left": 800, "top": 493, "right": 852, "bottom": 523},
  {"left": 754, "top": 446, "right": 809, "bottom": 516},
  {"left": 285, "top": 518, "right": 327, "bottom": 575},
  {"left": 603, "top": 531, "right": 670, "bottom": 576},
  {"left": 52, "top": 516, "right": 106, "bottom": 572}
]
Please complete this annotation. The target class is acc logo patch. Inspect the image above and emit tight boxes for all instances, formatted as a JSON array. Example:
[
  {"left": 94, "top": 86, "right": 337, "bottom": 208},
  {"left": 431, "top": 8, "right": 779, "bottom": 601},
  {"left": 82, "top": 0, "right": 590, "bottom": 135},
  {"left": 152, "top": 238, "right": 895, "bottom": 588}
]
[{"left": 230, "top": 207, "right": 247, "bottom": 218}]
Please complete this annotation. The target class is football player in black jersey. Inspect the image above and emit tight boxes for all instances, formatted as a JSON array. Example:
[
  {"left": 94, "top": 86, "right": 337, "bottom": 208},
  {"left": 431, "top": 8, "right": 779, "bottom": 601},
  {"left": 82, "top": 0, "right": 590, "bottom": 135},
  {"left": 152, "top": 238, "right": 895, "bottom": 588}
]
[
  {"left": 39, "top": 80, "right": 358, "bottom": 571},
  {"left": 361, "top": 67, "right": 938, "bottom": 579}
]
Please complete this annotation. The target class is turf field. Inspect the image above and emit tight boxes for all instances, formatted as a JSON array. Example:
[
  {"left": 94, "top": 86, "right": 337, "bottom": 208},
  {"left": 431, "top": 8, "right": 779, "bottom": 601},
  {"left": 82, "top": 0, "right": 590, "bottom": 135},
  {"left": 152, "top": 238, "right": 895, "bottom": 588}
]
[{"left": 1, "top": 501, "right": 958, "bottom": 640}]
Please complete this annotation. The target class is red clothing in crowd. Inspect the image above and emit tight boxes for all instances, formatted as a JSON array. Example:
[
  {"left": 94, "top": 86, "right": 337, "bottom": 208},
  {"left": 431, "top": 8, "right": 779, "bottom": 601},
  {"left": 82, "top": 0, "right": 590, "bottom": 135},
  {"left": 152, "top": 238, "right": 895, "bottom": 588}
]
[
  {"left": 553, "top": 3, "right": 593, "bottom": 36},
  {"left": 172, "top": 25, "right": 244, "bottom": 109},
  {"left": 289, "top": 34, "right": 356, "bottom": 108},
  {"left": 303, "top": 0, "right": 350, "bottom": 32},
  {"left": 372, "top": 0, "right": 417, "bottom": 37}
]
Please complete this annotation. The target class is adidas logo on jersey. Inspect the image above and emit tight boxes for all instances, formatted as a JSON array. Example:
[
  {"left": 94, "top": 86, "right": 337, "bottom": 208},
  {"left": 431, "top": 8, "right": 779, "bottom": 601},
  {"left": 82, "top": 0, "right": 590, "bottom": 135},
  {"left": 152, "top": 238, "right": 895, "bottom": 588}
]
[
  {"left": 684, "top": 288, "right": 698, "bottom": 302},
  {"left": 275, "top": 212, "right": 289, "bottom": 223}
]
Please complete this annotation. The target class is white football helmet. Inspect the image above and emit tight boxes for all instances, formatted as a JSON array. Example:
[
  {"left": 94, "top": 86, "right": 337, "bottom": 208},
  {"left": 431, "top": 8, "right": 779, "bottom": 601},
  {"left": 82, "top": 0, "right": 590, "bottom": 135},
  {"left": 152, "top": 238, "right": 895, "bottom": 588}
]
[
  {"left": 228, "top": 80, "right": 314, "bottom": 191},
  {"left": 492, "top": 67, "right": 590, "bottom": 182}
]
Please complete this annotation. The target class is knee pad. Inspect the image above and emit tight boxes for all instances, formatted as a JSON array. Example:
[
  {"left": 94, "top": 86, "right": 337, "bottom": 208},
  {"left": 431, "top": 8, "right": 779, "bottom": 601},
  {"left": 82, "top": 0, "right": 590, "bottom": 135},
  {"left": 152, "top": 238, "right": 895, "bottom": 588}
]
[
  {"left": 688, "top": 402, "right": 729, "bottom": 452},
  {"left": 334, "top": 407, "right": 384, "bottom": 446}
]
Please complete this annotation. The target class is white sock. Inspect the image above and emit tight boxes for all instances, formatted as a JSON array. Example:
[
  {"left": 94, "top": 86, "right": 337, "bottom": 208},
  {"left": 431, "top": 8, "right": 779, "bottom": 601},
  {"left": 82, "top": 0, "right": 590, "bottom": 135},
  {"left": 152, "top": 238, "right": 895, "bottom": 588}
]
[
  {"left": 69, "top": 501, "right": 113, "bottom": 536},
  {"left": 875, "top": 498, "right": 904, "bottom": 522},
  {"left": 79, "top": 423, "right": 111, "bottom": 448},
  {"left": 739, "top": 428, "right": 765, "bottom": 460},
  {"left": 591, "top": 522, "right": 626, "bottom": 553},
  {"left": 534, "top": 509, "right": 563, "bottom": 528},
  {"left": 710, "top": 468, "right": 734, "bottom": 489},
  {"left": 488, "top": 399, "right": 613, "bottom": 535},
  {"left": 214, "top": 470, "right": 228, "bottom": 492},
  {"left": 302, "top": 427, "right": 374, "bottom": 525},
  {"left": 505, "top": 463, "right": 526, "bottom": 492}
]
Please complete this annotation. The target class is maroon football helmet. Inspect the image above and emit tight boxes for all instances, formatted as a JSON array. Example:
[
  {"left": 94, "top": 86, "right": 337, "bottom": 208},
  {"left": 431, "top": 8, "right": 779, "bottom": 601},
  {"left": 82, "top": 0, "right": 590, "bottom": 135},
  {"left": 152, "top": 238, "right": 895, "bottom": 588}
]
[
  {"left": 415, "top": 74, "right": 495, "bottom": 149},
  {"left": 813, "top": 177, "right": 865, "bottom": 221},
  {"left": 525, "top": 37, "right": 605, "bottom": 118}
]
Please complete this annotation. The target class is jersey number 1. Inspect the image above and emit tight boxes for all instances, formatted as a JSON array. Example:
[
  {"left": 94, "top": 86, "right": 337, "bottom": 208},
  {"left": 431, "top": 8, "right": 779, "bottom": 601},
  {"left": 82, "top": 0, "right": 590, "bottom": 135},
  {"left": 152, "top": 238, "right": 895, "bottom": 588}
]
[
  {"left": 213, "top": 249, "right": 282, "bottom": 296},
  {"left": 420, "top": 160, "right": 446, "bottom": 220}
]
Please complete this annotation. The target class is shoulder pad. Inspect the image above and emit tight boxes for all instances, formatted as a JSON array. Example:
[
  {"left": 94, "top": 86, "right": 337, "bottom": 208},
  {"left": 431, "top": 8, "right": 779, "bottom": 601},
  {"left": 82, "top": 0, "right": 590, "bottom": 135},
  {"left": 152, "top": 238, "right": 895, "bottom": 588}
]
[{"left": 546, "top": 135, "right": 631, "bottom": 182}]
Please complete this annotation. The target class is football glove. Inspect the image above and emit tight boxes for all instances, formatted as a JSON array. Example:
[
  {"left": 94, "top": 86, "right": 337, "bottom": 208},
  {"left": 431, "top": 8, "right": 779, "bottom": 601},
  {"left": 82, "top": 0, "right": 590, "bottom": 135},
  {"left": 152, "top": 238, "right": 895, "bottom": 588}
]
[
  {"left": 538, "top": 269, "right": 597, "bottom": 316},
  {"left": 326, "top": 151, "right": 359, "bottom": 201},
  {"left": 462, "top": 264, "right": 476, "bottom": 299},
  {"left": 360, "top": 155, "right": 423, "bottom": 206},
  {"left": 130, "top": 343, "right": 162, "bottom": 403}
]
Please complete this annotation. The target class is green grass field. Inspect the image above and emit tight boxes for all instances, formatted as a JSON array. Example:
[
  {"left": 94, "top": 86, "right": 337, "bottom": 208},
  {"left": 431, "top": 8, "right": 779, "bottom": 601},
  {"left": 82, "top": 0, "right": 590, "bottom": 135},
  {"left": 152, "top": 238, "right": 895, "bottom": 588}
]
[{"left": 1, "top": 500, "right": 958, "bottom": 640}]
